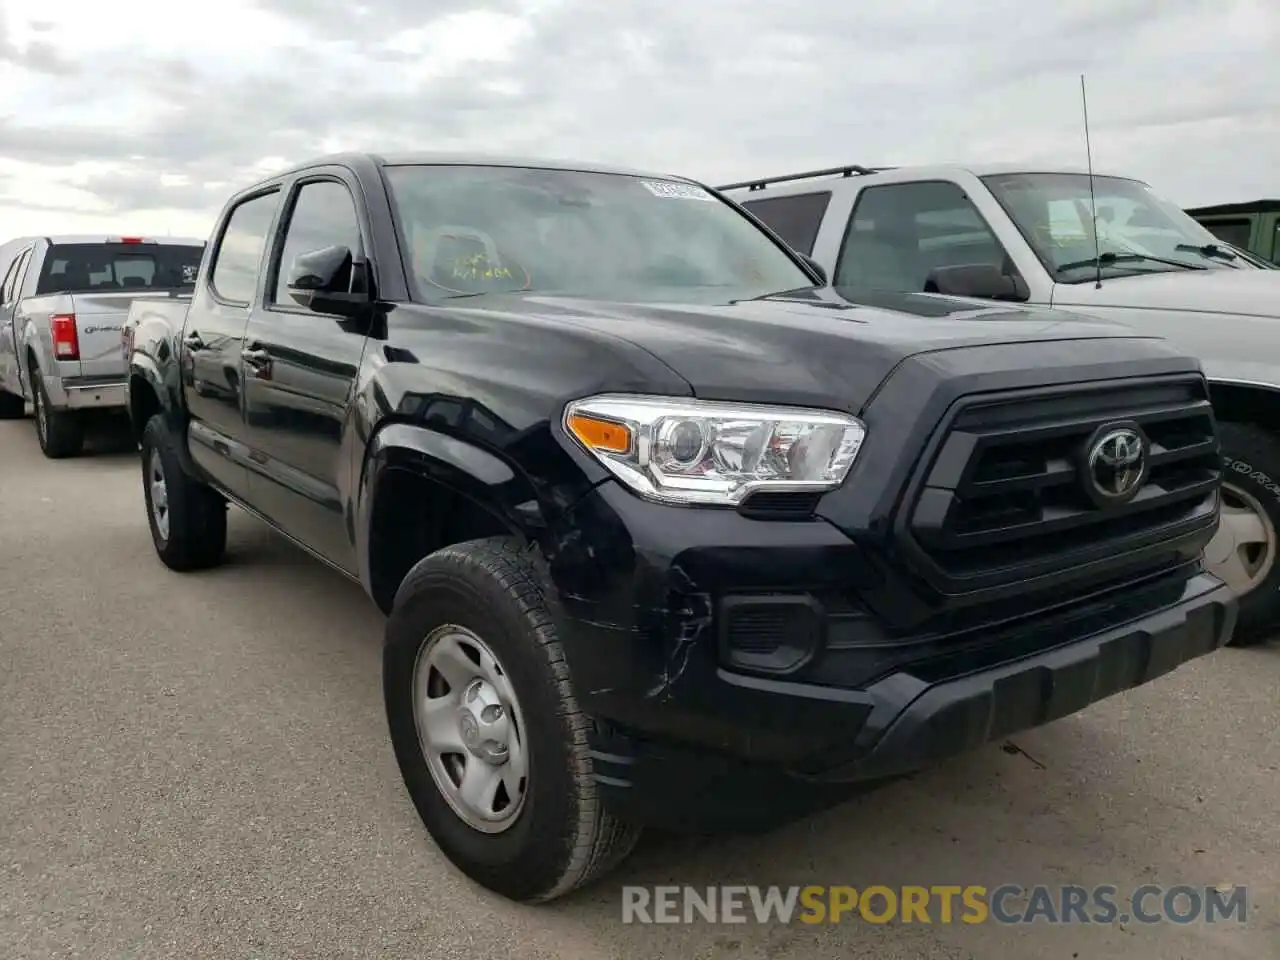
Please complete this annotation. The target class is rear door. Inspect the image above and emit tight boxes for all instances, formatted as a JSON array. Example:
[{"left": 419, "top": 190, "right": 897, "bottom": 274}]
[
  {"left": 240, "top": 171, "right": 371, "bottom": 572},
  {"left": 0, "top": 245, "right": 34, "bottom": 396},
  {"left": 33, "top": 240, "right": 205, "bottom": 379},
  {"left": 183, "top": 190, "right": 284, "bottom": 497}
]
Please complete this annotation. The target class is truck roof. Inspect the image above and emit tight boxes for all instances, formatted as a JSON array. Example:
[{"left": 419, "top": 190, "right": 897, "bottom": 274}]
[
  {"left": 259, "top": 151, "right": 698, "bottom": 187},
  {"left": 1185, "top": 199, "right": 1280, "bottom": 216},
  {"left": 2, "top": 234, "right": 205, "bottom": 246},
  {"left": 717, "top": 162, "right": 1144, "bottom": 193}
]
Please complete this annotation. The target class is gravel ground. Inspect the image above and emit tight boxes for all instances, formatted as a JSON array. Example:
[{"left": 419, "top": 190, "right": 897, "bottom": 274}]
[{"left": 1, "top": 416, "right": 1276, "bottom": 960}]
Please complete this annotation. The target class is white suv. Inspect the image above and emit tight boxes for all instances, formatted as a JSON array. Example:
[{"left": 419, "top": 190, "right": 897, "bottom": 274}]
[{"left": 721, "top": 163, "right": 1280, "bottom": 645}]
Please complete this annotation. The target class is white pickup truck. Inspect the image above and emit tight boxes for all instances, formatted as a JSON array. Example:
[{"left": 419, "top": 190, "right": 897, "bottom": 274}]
[
  {"left": 721, "top": 163, "right": 1280, "bottom": 644},
  {"left": 0, "top": 234, "right": 205, "bottom": 458}
]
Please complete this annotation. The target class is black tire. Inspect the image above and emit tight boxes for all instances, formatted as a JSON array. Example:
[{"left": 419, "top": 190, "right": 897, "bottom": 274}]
[
  {"left": 140, "top": 414, "right": 228, "bottom": 571},
  {"left": 0, "top": 390, "right": 24, "bottom": 420},
  {"left": 383, "top": 537, "right": 641, "bottom": 902},
  {"left": 31, "top": 374, "right": 84, "bottom": 458},
  {"left": 1215, "top": 421, "right": 1280, "bottom": 646}
]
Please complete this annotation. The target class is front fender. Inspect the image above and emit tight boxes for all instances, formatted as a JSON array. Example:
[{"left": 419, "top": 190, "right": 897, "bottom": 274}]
[
  {"left": 1202, "top": 361, "right": 1280, "bottom": 393},
  {"left": 354, "top": 421, "right": 584, "bottom": 596}
]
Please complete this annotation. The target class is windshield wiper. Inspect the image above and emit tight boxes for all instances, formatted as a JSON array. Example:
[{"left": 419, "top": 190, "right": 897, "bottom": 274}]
[
  {"left": 1175, "top": 242, "right": 1239, "bottom": 265},
  {"left": 738, "top": 285, "right": 819, "bottom": 302},
  {"left": 1056, "top": 251, "right": 1207, "bottom": 274}
]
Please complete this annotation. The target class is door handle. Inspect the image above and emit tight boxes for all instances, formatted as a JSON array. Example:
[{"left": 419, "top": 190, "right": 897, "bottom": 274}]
[{"left": 183, "top": 332, "right": 205, "bottom": 350}]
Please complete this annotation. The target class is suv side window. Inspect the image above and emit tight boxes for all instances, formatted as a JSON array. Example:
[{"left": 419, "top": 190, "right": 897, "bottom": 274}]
[
  {"left": 271, "top": 180, "right": 363, "bottom": 306},
  {"left": 835, "top": 182, "right": 1011, "bottom": 291},
  {"left": 209, "top": 191, "right": 281, "bottom": 304},
  {"left": 740, "top": 192, "right": 832, "bottom": 255}
]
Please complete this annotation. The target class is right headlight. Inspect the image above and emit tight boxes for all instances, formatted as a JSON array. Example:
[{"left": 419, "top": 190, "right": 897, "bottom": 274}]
[{"left": 562, "top": 394, "right": 866, "bottom": 506}]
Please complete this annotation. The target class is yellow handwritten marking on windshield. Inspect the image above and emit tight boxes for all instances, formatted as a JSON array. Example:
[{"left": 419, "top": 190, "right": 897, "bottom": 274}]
[{"left": 450, "top": 253, "right": 515, "bottom": 282}]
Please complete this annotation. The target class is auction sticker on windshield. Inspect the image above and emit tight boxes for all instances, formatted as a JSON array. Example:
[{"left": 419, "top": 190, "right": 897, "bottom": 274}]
[{"left": 641, "top": 180, "right": 715, "bottom": 201}]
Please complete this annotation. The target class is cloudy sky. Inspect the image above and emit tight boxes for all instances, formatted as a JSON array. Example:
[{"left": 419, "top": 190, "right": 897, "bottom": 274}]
[{"left": 1, "top": 0, "right": 1276, "bottom": 240}]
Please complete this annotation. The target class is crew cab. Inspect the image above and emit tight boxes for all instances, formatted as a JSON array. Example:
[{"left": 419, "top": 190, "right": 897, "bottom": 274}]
[
  {"left": 721, "top": 164, "right": 1280, "bottom": 643},
  {"left": 124, "top": 152, "right": 1235, "bottom": 902},
  {"left": 0, "top": 234, "right": 205, "bottom": 457}
]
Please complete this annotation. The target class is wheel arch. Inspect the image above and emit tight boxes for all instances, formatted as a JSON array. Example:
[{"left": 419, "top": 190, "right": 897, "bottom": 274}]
[
  {"left": 1208, "top": 379, "right": 1280, "bottom": 432},
  {"left": 357, "top": 422, "right": 554, "bottom": 614}
]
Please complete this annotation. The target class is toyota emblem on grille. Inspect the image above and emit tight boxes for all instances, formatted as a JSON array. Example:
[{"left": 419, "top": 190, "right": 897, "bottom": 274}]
[{"left": 1084, "top": 424, "right": 1148, "bottom": 506}]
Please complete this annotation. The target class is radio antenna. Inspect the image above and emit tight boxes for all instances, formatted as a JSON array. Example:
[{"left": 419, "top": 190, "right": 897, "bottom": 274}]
[{"left": 1081, "top": 74, "right": 1102, "bottom": 289}]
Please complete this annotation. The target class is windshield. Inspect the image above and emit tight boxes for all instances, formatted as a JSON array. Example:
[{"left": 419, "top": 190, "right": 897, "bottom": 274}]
[
  {"left": 982, "top": 173, "right": 1256, "bottom": 281},
  {"left": 35, "top": 242, "right": 205, "bottom": 295},
  {"left": 381, "top": 164, "right": 814, "bottom": 304}
]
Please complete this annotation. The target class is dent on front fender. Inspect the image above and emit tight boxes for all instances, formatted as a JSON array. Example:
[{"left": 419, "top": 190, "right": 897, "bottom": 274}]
[{"left": 353, "top": 419, "right": 611, "bottom": 602}]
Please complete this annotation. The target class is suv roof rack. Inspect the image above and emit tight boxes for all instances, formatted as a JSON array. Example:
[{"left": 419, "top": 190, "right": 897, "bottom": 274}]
[{"left": 716, "top": 165, "right": 896, "bottom": 193}]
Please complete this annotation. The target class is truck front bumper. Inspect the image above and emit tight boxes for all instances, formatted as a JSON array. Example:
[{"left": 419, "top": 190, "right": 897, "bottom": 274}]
[{"left": 547, "top": 481, "right": 1237, "bottom": 829}]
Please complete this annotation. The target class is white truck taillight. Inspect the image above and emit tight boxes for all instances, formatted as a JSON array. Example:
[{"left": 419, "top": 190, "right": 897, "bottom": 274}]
[{"left": 50, "top": 313, "right": 80, "bottom": 360}]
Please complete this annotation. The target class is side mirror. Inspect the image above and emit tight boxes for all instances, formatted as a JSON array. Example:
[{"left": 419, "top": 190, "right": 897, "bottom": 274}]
[
  {"left": 287, "top": 245, "right": 370, "bottom": 317},
  {"left": 799, "top": 253, "right": 828, "bottom": 286},
  {"left": 924, "top": 264, "right": 1029, "bottom": 302}
]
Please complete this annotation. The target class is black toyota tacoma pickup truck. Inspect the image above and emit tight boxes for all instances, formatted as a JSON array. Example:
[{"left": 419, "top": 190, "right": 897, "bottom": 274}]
[{"left": 122, "top": 152, "right": 1236, "bottom": 903}]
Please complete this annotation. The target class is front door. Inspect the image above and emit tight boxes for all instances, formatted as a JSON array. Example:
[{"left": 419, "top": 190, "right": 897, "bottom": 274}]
[
  {"left": 183, "top": 188, "right": 284, "bottom": 497},
  {"left": 241, "top": 175, "right": 370, "bottom": 572}
]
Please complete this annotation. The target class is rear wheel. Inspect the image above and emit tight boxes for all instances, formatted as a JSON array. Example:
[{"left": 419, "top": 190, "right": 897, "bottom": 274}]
[
  {"left": 140, "top": 414, "right": 227, "bottom": 571},
  {"left": 0, "top": 390, "right": 24, "bottom": 420},
  {"left": 383, "top": 537, "right": 641, "bottom": 902},
  {"left": 1209, "top": 422, "right": 1280, "bottom": 646},
  {"left": 31, "top": 373, "right": 84, "bottom": 458}
]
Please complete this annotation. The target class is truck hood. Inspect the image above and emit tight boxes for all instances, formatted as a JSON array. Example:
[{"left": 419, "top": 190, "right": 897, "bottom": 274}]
[
  {"left": 465, "top": 288, "right": 1155, "bottom": 413},
  {"left": 1052, "top": 267, "right": 1280, "bottom": 318}
]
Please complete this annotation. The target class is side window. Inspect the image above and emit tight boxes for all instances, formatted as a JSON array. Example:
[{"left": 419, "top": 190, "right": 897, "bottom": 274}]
[
  {"left": 835, "top": 182, "right": 1011, "bottom": 292},
  {"left": 209, "top": 191, "right": 281, "bottom": 304},
  {"left": 1197, "top": 218, "right": 1253, "bottom": 249},
  {"left": 10, "top": 249, "right": 33, "bottom": 300},
  {"left": 740, "top": 191, "right": 832, "bottom": 255},
  {"left": 0, "top": 256, "right": 20, "bottom": 305},
  {"left": 271, "top": 180, "right": 362, "bottom": 306},
  {"left": 1271, "top": 221, "right": 1279, "bottom": 265}
]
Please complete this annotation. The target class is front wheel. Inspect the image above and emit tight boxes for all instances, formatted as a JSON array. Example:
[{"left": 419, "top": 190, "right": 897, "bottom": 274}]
[
  {"left": 383, "top": 537, "right": 641, "bottom": 902},
  {"left": 1208, "top": 422, "right": 1280, "bottom": 646}
]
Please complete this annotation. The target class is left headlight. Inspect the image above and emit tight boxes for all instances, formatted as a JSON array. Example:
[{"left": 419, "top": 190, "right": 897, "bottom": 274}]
[{"left": 562, "top": 394, "right": 866, "bottom": 506}]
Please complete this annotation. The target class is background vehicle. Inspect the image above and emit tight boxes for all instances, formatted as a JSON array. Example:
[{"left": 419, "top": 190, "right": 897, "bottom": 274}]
[
  {"left": 1186, "top": 199, "right": 1280, "bottom": 266},
  {"left": 721, "top": 163, "right": 1280, "bottom": 644},
  {"left": 0, "top": 234, "right": 205, "bottom": 457},
  {"left": 124, "top": 152, "right": 1233, "bottom": 903}
]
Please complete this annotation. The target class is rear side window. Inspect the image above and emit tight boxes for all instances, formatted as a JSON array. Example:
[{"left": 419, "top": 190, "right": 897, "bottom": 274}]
[
  {"left": 2, "top": 248, "right": 31, "bottom": 303},
  {"left": 210, "top": 191, "right": 281, "bottom": 304},
  {"left": 1196, "top": 218, "right": 1252, "bottom": 249},
  {"left": 35, "top": 242, "right": 205, "bottom": 296},
  {"left": 740, "top": 191, "right": 832, "bottom": 255}
]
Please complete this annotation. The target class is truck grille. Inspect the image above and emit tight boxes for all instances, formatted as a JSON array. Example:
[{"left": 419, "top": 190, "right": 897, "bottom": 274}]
[{"left": 904, "top": 375, "right": 1220, "bottom": 593}]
